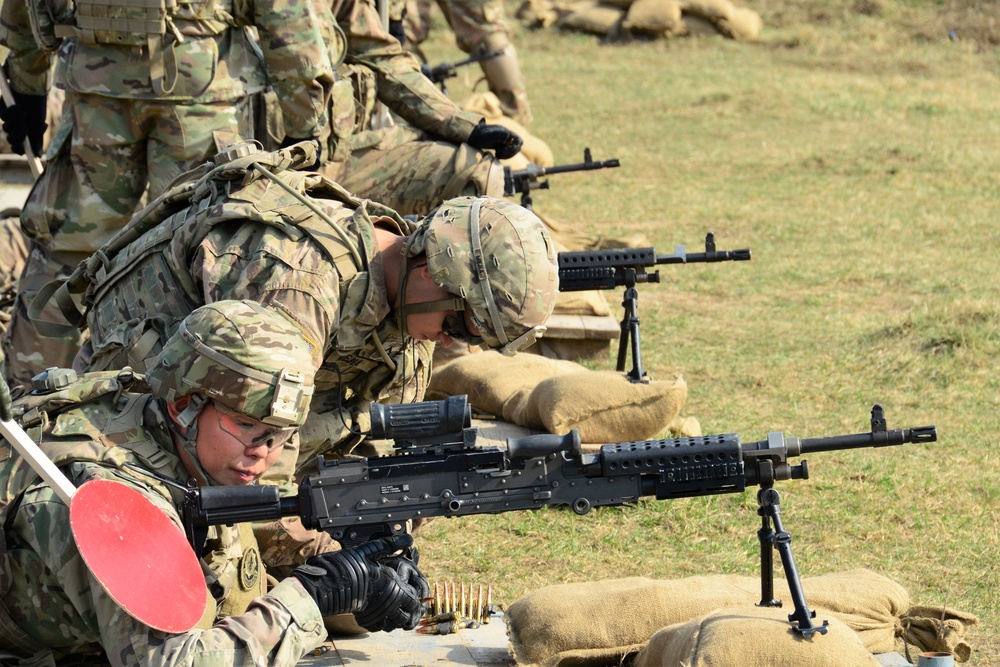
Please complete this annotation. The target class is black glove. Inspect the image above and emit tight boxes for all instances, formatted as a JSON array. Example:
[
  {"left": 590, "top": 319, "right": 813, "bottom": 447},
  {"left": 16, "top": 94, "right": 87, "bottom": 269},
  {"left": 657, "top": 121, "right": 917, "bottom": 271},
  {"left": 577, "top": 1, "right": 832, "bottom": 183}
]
[
  {"left": 292, "top": 534, "right": 428, "bottom": 632},
  {"left": 0, "top": 90, "right": 47, "bottom": 157},
  {"left": 355, "top": 542, "right": 430, "bottom": 632},
  {"left": 0, "top": 379, "right": 12, "bottom": 422},
  {"left": 467, "top": 121, "right": 523, "bottom": 160},
  {"left": 278, "top": 135, "right": 322, "bottom": 170},
  {"left": 389, "top": 18, "right": 406, "bottom": 45}
]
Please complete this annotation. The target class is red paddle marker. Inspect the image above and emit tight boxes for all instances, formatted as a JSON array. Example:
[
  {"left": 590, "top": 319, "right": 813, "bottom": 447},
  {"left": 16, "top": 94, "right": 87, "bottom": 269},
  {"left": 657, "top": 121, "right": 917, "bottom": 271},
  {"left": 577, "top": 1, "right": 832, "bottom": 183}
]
[{"left": 70, "top": 478, "right": 209, "bottom": 633}]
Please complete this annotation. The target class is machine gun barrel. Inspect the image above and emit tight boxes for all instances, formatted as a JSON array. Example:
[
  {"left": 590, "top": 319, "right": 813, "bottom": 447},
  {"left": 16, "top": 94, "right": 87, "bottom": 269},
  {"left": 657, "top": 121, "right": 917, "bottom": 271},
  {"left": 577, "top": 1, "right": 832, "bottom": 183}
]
[{"left": 797, "top": 425, "right": 937, "bottom": 453}]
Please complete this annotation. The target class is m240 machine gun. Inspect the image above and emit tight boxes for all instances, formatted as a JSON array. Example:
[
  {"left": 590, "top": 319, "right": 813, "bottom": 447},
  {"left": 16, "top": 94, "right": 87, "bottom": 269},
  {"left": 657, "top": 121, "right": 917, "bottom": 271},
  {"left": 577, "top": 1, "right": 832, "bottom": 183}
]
[
  {"left": 558, "top": 234, "right": 752, "bottom": 383},
  {"left": 503, "top": 148, "right": 620, "bottom": 210},
  {"left": 176, "top": 397, "right": 936, "bottom": 638},
  {"left": 420, "top": 49, "right": 504, "bottom": 96}
]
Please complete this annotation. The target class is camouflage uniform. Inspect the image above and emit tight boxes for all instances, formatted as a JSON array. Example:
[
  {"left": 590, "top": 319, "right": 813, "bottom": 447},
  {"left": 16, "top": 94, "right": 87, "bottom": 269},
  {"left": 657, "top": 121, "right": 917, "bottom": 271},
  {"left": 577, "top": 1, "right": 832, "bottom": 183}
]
[
  {"left": 0, "top": 302, "right": 327, "bottom": 666},
  {"left": 306, "top": 0, "right": 506, "bottom": 217},
  {"left": 0, "top": 0, "right": 337, "bottom": 388},
  {"left": 0, "top": 216, "right": 29, "bottom": 374},
  {"left": 401, "top": 0, "right": 533, "bottom": 125},
  {"left": 70, "top": 144, "right": 435, "bottom": 480},
  {"left": 58, "top": 144, "right": 558, "bottom": 479}
]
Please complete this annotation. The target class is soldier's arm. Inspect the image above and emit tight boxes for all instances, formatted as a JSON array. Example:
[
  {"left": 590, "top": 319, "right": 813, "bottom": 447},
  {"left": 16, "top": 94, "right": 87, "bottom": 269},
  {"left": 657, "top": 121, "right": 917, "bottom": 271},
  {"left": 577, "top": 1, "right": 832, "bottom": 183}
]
[
  {"left": 252, "top": 0, "right": 337, "bottom": 140},
  {"left": 335, "top": 0, "right": 484, "bottom": 143},
  {"left": 9, "top": 470, "right": 327, "bottom": 667},
  {"left": 0, "top": 0, "right": 55, "bottom": 95}
]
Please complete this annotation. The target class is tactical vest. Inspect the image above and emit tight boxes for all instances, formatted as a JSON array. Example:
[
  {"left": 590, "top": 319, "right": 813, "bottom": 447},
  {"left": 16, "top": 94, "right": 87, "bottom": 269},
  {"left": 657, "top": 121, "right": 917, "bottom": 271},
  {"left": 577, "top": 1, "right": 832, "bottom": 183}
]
[
  {"left": 0, "top": 369, "right": 265, "bottom": 656},
  {"left": 25, "top": 0, "right": 238, "bottom": 94},
  {"left": 31, "top": 142, "right": 405, "bottom": 374}
]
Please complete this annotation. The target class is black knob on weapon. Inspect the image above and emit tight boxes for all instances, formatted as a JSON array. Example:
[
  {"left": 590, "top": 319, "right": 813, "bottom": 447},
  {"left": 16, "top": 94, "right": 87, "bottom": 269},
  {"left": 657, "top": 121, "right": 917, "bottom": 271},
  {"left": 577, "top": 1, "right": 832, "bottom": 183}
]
[{"left": 507, "top": 430, "right": 581, "bottom": 459}]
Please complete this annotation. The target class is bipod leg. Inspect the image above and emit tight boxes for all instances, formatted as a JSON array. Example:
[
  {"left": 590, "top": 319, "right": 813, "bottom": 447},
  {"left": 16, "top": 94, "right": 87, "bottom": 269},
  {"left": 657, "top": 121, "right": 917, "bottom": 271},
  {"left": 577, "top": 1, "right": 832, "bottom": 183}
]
[
  {"left": 616, "top": 284, "right": 647, "bottom": 383},
  {"left": 756, "top": 486, "right": 780, "bottom": 609},
  {"left": 757, "top": 487, "right": 829, "bottom": 638}
]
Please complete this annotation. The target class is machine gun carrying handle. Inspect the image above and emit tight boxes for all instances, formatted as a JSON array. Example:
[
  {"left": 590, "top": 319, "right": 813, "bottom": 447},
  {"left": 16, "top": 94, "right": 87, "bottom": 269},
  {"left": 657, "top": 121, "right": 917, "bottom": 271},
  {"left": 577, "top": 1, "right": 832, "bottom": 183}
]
[{"left": 507, "top": 430, "right": 581, "bottom": 459}]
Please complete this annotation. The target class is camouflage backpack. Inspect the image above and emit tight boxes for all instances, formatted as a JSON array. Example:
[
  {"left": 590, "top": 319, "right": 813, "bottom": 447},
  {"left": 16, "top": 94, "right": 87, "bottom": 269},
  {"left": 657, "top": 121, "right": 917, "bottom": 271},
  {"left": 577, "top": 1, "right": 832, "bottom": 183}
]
[{"left": 29, "top": 141, "right": 407, "bottom": 373}]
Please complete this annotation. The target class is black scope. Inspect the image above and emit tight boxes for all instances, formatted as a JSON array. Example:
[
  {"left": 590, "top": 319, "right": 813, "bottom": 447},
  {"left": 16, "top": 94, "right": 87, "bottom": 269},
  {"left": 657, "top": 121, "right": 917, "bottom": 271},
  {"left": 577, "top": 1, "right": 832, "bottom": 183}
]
[{"left": 369, "top": 395, "right": 472, "bottom": 448}]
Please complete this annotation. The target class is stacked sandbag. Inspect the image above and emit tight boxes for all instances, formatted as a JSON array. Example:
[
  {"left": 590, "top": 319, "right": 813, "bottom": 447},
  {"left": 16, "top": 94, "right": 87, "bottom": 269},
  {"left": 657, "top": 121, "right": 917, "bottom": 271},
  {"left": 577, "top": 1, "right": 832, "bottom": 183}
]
[
  {"left": 427, "top": 351, "right": 690, "bottom": 443},
  {"left": 634, "top": 608, "right": 881, "bottom": 667},
  {"left": 679, "top": 0, "right": 762, "bottom": 39},
  {"left": 505, "top": 570, "right": 978, "bottom": 666},
  {"left": 517, "top": 0, "right": 761, "bottom": 41}
]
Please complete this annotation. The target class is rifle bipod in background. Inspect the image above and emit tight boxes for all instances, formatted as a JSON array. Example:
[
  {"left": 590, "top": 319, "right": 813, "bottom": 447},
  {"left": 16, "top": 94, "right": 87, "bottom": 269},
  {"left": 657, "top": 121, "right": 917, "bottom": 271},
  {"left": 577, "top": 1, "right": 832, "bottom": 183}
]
[
  {"left": 503, "top": 148, "right": 621, "bottom": 210},
  {"left": 558, "top": 233, "right": 752, "bottom": 383}
]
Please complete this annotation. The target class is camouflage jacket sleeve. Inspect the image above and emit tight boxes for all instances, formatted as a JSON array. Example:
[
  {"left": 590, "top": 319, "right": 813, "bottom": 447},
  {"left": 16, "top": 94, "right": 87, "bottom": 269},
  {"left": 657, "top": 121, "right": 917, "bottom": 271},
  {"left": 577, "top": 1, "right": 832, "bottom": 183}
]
[
  {"left": 333, "top": 0, "right": 483, "bottom": 142},
  {"left": 6, "top": 471, "right": 326, "bottom": 666},
  {"left": 0, "top": 0, "right": 55, "bottom": 95},
  {"left": 252, "top": 0, "right": 337, "bottom": 139}
]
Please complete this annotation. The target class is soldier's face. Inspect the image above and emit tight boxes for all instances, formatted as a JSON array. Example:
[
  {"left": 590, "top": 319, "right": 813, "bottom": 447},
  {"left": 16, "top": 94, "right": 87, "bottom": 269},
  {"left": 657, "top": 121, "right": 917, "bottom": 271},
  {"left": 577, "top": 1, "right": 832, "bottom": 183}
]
[
  {"left": 403, "top": 265, "right": 458, "bottom": 347},
  {"left": 194, "top": 401, "right": 285, "bottom": 486}
]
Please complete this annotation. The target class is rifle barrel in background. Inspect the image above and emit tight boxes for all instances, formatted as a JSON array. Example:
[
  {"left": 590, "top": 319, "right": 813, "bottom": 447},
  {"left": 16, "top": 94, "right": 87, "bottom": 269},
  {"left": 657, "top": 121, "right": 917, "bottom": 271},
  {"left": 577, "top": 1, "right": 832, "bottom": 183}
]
[{"left": 421, "top": 49, "right": 504, "bottom": 89}]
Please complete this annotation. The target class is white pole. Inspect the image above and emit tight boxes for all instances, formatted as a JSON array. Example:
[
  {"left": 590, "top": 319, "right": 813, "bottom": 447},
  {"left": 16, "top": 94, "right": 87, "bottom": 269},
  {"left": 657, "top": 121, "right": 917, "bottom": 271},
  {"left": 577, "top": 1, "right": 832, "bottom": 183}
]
[{"left": 0, "top": 416, "right": 77, "bottom": 505}]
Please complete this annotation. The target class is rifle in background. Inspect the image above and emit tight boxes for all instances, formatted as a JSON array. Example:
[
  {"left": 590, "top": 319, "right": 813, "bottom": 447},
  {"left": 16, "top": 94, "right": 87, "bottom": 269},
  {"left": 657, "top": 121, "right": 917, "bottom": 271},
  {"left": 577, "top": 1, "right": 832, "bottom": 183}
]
[
  {"left": 558, "top": 234, "right": 752, "bottom": 382},
  {"left": 421, "top": 49, "right": 504, "bottom": 96},
  {"left": 504, "top": 148, "right": 620, "bottom": 210}
]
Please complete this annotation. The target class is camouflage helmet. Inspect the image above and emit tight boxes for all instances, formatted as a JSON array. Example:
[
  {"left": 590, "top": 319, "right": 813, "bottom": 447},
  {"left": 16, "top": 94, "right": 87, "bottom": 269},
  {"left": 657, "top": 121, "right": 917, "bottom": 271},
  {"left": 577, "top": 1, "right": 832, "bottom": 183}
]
[
  {"left": 147, "top": 300, "right": 316, "bottom": 427},
  {"left": 405, "top": 197, "right": 559, "bottom": 355}
]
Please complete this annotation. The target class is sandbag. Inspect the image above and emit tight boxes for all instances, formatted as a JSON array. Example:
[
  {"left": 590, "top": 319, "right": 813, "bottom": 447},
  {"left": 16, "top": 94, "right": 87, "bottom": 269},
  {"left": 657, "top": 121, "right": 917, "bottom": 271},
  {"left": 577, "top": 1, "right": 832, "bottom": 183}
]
[
  {"left": 507, "top": 569, "right": 913, "bottom": 667},
  {"left": 680, "top": 12, "right": 722, "bottom": 35},
  {"left": 623, "top": 0, "right": 683, "bottom": 37},
  {"left": 717, "top": 6, "right": 762, "bottom": 40},
  {"left": 553, "top": 288, "right": 613, "bottom": 318},
  {"left": 428, "top": 350, "right": 585, "bottom": 417},
  {"left": 506, "top": 370, "right": 687, "bottom": 443},
  {"left": 516, "top": 0, "right": 569, "bottom": 28},
  {"left": 633, "top": 607, "right": 881, "bottom": 667},
  {"left": 679, "top": 0, "right": 733, "bottom": 22},
  {"left": 556, "top": 1, "right": 624, "bottom": 36},
  {"left": 901, "top": 605, "right": 978, "bottom": 662},
  {"left": 538, "top": 210, "right": 651, "bottom": 257}
]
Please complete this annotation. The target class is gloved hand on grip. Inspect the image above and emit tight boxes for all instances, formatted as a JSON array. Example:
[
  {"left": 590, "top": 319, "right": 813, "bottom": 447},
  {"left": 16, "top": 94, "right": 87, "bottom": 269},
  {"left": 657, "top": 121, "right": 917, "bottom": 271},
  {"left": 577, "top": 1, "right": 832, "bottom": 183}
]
[
  {"left": 292, "top": 534, "right": 428, "bottom": 632},
  {"left": 355, "top": 541, "right": 430, "bottom": 632},
  {"left": 467, "top": 121, "right": 523, "bottom": 160},
  {"left": 0, "top": 90, "right": 47, "bottom": 157}
]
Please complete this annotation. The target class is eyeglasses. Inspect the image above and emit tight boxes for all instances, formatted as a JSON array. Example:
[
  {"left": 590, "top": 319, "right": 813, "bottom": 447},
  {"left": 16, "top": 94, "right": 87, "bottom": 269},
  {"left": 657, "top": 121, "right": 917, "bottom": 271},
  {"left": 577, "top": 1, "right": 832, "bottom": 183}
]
[{"left": 213, "top": 402, "right": 295, "bottom": 452}]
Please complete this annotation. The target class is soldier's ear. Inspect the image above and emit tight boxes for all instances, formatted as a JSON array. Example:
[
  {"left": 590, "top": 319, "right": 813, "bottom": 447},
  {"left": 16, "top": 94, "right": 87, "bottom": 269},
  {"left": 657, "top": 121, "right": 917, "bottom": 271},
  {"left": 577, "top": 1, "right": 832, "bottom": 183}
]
[{"left": 165, "top": 397, "right": 190, "bottom": 423}]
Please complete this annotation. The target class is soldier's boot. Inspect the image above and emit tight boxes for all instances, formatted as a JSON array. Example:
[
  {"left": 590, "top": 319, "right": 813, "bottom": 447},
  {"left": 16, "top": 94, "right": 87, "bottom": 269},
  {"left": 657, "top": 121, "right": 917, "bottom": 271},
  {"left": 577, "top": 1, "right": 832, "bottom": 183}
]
[{"left": 478, "top": 39, "right": 533, "bottom": 126}]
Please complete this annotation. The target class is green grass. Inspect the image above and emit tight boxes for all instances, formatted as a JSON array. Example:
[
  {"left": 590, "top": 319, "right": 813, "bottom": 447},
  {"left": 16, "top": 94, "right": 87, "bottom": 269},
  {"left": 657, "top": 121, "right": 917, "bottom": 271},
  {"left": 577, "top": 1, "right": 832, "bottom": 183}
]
[{"left": 413, "top": 1, "right": 999, "bottom": 664}]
